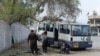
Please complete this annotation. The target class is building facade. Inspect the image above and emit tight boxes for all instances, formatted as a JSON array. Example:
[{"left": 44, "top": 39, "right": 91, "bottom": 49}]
[{"left": 88, "top": 12, "right": 100, "bottom": 36}]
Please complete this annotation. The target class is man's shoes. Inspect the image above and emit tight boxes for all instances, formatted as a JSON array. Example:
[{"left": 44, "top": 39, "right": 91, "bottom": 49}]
[
  {"left": 36, "top": 52, "right": 42, "bottom": 55},
  {"left": 43, "top": 50, "right": 47, "bottom": 53}
]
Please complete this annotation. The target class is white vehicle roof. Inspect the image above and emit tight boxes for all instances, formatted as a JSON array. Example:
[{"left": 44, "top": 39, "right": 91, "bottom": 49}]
[
  {"left": 39, "top": 22, "right": 89, "bottom": 26},
  {"left": 56, "top": 22, "right": 88, "bottom": 25}
]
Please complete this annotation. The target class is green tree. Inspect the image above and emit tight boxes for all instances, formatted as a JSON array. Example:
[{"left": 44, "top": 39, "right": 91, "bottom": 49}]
[
  {"left": 0, "top": 0, "right": 81, "bottom": 25},
  {"left": 0, "top": 0, "right": 33, "bottom": 25}
]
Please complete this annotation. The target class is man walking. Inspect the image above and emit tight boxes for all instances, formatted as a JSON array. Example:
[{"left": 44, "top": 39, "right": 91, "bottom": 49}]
[{"left": 28, "top": 30, "right": 38, "bottom": 54}]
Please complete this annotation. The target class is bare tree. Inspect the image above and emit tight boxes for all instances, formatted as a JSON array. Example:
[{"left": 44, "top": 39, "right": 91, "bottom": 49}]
[{"left": 28, "top": 0, "right": 81, "bottom": 22}]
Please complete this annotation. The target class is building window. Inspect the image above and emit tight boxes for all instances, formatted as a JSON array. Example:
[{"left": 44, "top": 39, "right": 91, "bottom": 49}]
[
  {"left": 90, "top": 19, "right": 94, "bottom": 24},
  {"left": 95, "top": 19, "right": 100, "bottom": 24}
]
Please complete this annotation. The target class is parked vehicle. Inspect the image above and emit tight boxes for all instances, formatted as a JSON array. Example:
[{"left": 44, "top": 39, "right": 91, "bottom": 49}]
[{"left": 37, "top": 22, "right": 92, "bottom": 49}]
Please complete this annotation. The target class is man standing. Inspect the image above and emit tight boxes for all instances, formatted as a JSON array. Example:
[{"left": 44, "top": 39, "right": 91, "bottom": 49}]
[
  {"left": 28, "top": 30, "right": 38, "bottom": 54},
  {"left": 42, "top": 31, "right": 48, "bottom": 53}
]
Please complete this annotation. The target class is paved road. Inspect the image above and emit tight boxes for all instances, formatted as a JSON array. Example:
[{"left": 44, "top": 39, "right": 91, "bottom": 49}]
[{"left": 0, "top": 36, "right": 100, "bottom": 56}]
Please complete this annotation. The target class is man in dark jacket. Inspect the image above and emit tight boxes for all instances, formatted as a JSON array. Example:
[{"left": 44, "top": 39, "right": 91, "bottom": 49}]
[
  {"left": 60, "top": 42, "right": 70, "bottom": 54},
  {"left": 28, "top": 30, "right": 38, "bottom": 54}
]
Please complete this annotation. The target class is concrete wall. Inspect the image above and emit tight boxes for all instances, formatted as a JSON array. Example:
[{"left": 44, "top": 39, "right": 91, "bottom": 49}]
[
  {"left": 0, "top": 21, "right": 11, "bottom": 52},
  {"left": 11, "top": 23, "right": 30, "bottom": 44},
  {"left": 0, "top": 21, "right": 30, "bottom": 52}
]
